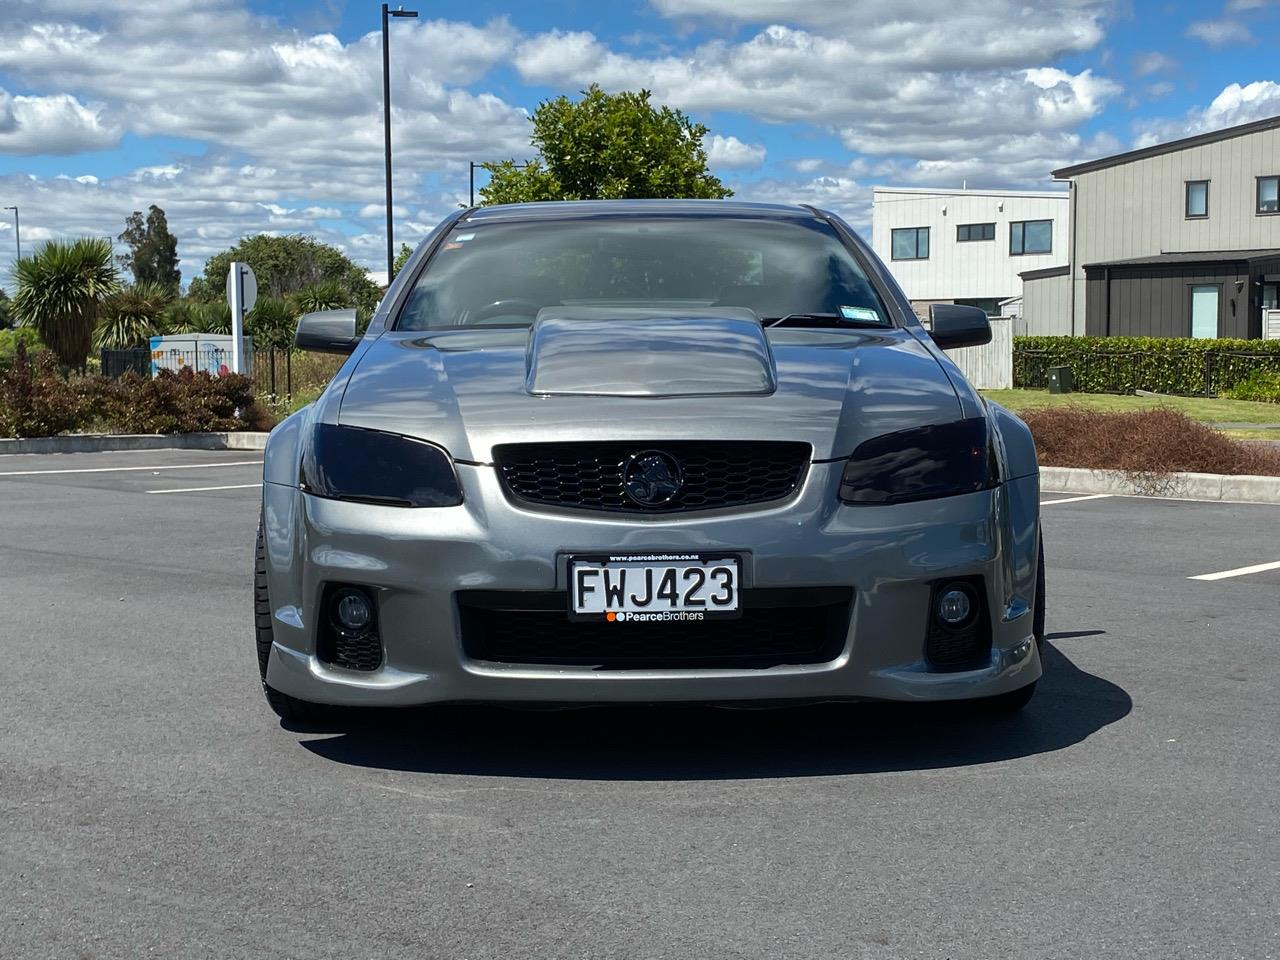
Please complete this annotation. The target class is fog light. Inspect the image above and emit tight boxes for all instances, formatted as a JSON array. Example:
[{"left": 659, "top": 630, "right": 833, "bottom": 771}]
[
  {"left": 333, "top": 589, "right": 372, "bottom": 633},
  {"left": 937, "top": 587, "right": 973, "bottom": 626}
]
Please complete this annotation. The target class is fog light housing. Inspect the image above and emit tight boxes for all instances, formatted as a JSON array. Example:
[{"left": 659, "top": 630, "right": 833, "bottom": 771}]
[
  {"left": 937, "top": 587, "right": 973, "bottom": 626},
  {"left": 333, "top": 589, "right": 372, "bottom": 633},
  {"left": 318, "top": 584, "right": 382, "bottom": 672}
]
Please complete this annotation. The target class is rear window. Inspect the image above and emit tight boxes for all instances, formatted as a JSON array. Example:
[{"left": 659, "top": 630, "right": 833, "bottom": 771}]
[{"left": 395, "top": 216, "right": 890, "bottom": 330}]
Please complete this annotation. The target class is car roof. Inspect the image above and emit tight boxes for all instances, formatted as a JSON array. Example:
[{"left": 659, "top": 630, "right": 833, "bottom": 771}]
[{"left": 463, "top": 199, "right": 821, "bottom": 222}]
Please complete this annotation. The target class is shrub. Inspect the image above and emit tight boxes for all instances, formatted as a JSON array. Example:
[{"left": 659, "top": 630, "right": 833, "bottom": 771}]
[
  {"left": 97, "top": 368, "right": 259, "bottom": 434},
  {"left": 0, "top": 342, "right": 91, "bottom": 437},
  {"left": 0, "top": 348, "right": 274, "bottom": 438},
  {"left": 1222, "top": 369, "right": 1280, "bottom": 404},
  {"left": 1013, "top": 335, "right": 1280, "bottom": 396},
  {"left": 1021, "top": 406, "right": 1280, "bottom": 489}
]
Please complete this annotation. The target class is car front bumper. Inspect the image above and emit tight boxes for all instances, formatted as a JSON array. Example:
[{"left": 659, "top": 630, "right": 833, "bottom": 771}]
[{"left": 261, "top": 463, "right": 1041, "bottom": 706}]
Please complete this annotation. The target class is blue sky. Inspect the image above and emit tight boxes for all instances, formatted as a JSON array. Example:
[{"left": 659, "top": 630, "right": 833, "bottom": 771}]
[{"left": 1, "top": 0, "right": 1278, "bottom": 287}]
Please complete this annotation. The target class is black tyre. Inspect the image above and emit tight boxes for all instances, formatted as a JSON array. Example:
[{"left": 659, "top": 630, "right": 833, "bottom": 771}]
[
  {"left": 974, "top": 678, "right": 1037, "bottom": 715},
  {"left": 255, "top": 517, "right": 330, "bottom": 724},
  {"left": 1033, "top": 526, "right": 1046, "bottom": 649}
]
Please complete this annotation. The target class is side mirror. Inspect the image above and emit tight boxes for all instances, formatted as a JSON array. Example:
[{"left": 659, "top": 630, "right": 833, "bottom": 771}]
[
  {"left": 295, "top": 308, "right": 359, "bottom": 354},
  {"left": 928, "top": 304, "right": 991, "bottom": 350}
]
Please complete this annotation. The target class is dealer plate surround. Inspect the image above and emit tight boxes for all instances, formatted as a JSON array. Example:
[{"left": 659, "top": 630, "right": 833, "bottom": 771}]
[{"left": 568, "top": 553, "right": 742, "bottom": 621}]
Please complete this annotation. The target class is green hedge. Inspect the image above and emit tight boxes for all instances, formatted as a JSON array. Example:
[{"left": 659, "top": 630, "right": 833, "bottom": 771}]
[{"left": 1013, "top": 336, "right": 1280, "bottom": 396}]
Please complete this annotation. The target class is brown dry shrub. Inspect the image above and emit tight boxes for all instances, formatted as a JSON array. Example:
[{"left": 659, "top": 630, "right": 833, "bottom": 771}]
[{"left": 1020, "top": 406, "right": 1280, "bottom": 489}]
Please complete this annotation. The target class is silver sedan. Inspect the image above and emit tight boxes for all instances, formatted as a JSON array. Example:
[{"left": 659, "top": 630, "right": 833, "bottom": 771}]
[{"left": 255, "top": 199, "right": 1043, "bottom": 724}]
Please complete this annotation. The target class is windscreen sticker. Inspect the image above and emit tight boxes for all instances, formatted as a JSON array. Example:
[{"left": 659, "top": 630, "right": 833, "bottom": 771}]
[
  {"left": 453, "top": 233, "right": 475, "bottom": 241},
  {"left": 840, "top": 305, "right": 882, "bottom": 322}
]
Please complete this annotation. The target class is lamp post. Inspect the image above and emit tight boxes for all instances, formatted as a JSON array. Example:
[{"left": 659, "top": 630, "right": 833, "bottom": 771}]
[
  {"left": 3, "top": 206, "right": 19, "bottom": 262},
  {"left": 382, "top": 3, "right": 418, "bottom": 282}
]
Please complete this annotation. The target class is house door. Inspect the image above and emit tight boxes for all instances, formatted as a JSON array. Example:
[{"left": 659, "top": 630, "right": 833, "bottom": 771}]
[{"left": 1190, "top": 285, "right": 1220, "bottom": 339}]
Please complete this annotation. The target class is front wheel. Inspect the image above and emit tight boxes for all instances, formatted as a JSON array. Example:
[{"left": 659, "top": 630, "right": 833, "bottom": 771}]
[{"left": 255, "top": 517, "right": 331, "bottom": 725}]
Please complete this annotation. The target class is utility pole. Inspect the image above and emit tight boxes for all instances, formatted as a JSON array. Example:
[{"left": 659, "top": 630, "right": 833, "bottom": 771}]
[
  {"left": 382, "top": 4, "right": 418, "bottom": 282},
  {"left": 3, "top": 206, "right": 19, "bottom": 262}
]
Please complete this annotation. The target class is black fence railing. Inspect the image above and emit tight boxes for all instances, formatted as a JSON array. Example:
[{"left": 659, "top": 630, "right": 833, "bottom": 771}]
[
  {"left": 1013, "top": 349, "right": 1280, "bottom": 397},
  {"left": 99, "top": 346, "right": 344, "bottom": 402},
  {"left": 100, "top": 347, "right": 151, "bottom": 379}
]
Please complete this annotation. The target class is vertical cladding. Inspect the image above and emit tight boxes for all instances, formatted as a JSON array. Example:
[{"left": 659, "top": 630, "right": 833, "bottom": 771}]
[
  {"left": 1069, "top": 125, "right": 1280, "bottom": 334},
  {"left": 1087, "top": 263, "right": 1253, "bottom": 339},
  {"left": 871, "top": 189, "right": 1068, "bottom": 303}
]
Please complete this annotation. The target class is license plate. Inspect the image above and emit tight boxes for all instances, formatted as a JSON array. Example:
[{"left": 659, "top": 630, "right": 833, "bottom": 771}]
[{"left": 568, "top": 553, "right": 741, "bottom": 621}]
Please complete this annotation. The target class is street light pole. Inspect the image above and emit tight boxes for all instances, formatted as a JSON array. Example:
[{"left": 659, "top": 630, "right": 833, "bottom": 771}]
[
  {"left": 3, "top": 206, "right": 18, "bottom": 262},
  {"left": 382, "top": 3, "right": 417, "bottom": 282}
]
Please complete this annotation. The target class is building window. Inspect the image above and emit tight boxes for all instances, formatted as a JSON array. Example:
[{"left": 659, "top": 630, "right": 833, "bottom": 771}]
[
  {"left": 1010, "top": 220, "right": 1052, "bottom": 256},
  {"left": 1264, "top": 283, "right": 1279, "bottom": 310},
  {"left": 1185, "top": 180, "right": 1209, "bottom": 219},
  {"left": 1190, "top": 284, "right": 1220, "bottom": 339},
  {"left": 954, "top": 297, "right": 1003, "bottom": 316},
  {"left": 956, "top": 222, "right": 996, "bottom": 242},
  {"left": 892, "top": 227, "right": 930, "bottom": 260},
  {"left": 1258, "top": 176, "right": 1279, "bottom": 215}
]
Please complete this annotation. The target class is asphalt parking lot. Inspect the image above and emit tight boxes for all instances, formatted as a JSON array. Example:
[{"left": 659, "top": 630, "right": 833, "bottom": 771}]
[{"left": 2, "top": 450, "right": 1278, "bottom": 959}]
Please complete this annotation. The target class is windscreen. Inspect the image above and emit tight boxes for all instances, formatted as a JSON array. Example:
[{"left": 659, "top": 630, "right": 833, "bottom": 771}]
[{"left": 395, "top": 216, "right": 891, "bottom": 330}]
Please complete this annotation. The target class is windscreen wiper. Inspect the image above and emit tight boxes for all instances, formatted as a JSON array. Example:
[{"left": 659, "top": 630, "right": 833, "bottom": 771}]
[{"left": 762, "top": 313, "right": 888, "bottom": 328}]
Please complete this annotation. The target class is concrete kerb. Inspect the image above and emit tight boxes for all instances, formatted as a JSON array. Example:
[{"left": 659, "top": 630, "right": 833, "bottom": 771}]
[
  {"left": 1041, "top": 466, "right": 1280, "bottom": 504},
  {"left": 0, "top": 433, "right": 269, "bottom": 455}
]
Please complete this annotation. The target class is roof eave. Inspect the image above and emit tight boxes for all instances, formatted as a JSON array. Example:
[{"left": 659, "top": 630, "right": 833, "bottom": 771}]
[{"left": 1052, "top": 114, "right": 1280, "bottom": 179}]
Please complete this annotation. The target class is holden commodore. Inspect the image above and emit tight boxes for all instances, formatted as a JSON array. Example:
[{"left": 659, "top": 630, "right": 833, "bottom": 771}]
[{"left": 254, "top": 200, "right": 1044, "bottom": 723}]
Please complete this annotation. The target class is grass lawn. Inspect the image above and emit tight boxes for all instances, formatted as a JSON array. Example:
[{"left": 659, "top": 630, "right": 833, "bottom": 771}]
[{"left": 981, "top": 389, "right": 1280, "bottom": 425}]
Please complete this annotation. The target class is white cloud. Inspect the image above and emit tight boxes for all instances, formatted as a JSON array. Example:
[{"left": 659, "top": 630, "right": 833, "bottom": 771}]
[
  {"left": 646, "top": 0, "right": 1111, "bottom": 66},
  {"left": 1185, "top": 18, "right": 1253, "bottom": 47},
  {"left": 1147, "top": 81, "right": 1175, "bottom": 99},
  {"left": 705, "top": 134, "right": 766, "bottom": 169},
  {"left": 0, "top": 88, "right": 119, "bottom": 154},
  {"left": 1133, "top": 52, "right": 1175, "bottom": 76},
  {"left": 1133, "top": 80, "right": 1280, "bottom": 147}
]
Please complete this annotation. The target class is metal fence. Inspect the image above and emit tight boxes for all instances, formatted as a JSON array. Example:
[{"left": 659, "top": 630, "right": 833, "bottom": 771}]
[
  {"left": 1013, "top": 349, "right": 1280, "bottom": 397},
  {"left": 100, "top": 347, "right": 151, "bottom": 378},
  {"left": 99, "top": 346, "right": 346, "bottom": 402}
]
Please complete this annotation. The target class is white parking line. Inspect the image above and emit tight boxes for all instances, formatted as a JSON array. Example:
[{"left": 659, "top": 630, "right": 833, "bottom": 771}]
[
  {"left": 1040, "top": 493, "right": 1113, "bottom": 506},
  {"left": 0, "top": 460, "right": 262, "bottom": 477},
  {"left": 1188, "top": 559, "right": 1280, "bottom": 581},
  {"left": 147, "top": 483, "right": 263, "bottom": 495}
]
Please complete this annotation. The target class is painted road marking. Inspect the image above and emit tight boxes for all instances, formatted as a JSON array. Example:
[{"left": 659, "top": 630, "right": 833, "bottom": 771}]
[
  {"left": 1041, "top": 494, "right": 1114, "bottom": 506},
  {"left": 147, "top": 483, "right": 263, "bottom": 495},
  {"left": 1188, "top": 559, "right": 1280, "bottom": 581},
  {"left": 0, "top": 460, "right": 262, "bottom": 477}
]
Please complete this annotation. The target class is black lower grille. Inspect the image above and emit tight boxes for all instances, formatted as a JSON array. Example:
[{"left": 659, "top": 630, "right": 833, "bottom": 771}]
[
  {"left": 458, "top": 588, "right": 851, "bottom": 669},
  {"left": 493, "top": 440, "right": 810, "bottom": 513},
  {"left": 319, "top": 631, "right": 383, "bottom": 671}
]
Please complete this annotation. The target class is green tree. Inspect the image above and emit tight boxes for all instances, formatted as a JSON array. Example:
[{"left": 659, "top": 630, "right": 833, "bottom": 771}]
[
  {"left": 11, "top": 238, "right": 120, "bottom": 369},
  {"left": 479, "top": 85, "right": 732, "bottom": 205},
  {"left": 392, "top": 243, "right": 413, "bottom": 279},
  {"left": 118, "top": 205, "right": 181, "bottom": 294},
  {"left": 0, "top": 289, "right": 12, "bottom": 330},
  {"left": 246, "top": 296, "right": 295, "bottom": 352},
  {"left": 94, "top": 282, "right": 174, "bottom": 350},
  {"left": 188, "top": 234, "right": 379, "bottom": 314}
]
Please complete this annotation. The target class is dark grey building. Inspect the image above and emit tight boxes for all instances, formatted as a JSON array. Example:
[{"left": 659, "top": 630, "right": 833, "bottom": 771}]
[{"left": 1023, "top": 115, "right": 1280, "bottom": 338}]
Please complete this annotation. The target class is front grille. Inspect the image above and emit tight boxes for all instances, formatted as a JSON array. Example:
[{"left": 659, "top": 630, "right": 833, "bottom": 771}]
[
  {"left": 493, "top": 440, "right": 811, "bottom": 513},
  {"left": 457, "top": 588, "right": 851, "bottom": 669}
]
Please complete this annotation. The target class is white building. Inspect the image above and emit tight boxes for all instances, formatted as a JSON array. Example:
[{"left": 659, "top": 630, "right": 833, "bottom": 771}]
[{"left": 871, "top": 187, "right": 1069, "bottom": 318}]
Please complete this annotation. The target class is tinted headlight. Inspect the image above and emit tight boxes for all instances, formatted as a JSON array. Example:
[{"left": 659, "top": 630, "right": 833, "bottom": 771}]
[
  {"left": 838, "top": 418, "right": 994, "bottom": 505},
  {"left": 300, "top": 423, "right": 463, "bottom": 507}
]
